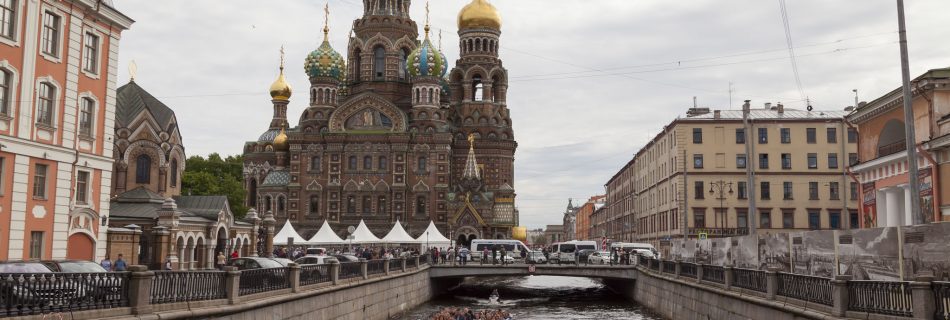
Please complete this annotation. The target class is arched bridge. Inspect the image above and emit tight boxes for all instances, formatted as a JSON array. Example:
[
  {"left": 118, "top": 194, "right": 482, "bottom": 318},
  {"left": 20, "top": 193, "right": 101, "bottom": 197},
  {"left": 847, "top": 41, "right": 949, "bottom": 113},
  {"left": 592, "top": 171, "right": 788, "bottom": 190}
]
[{"left": 428, "top": 264, "right": 638, "bottom": 280}]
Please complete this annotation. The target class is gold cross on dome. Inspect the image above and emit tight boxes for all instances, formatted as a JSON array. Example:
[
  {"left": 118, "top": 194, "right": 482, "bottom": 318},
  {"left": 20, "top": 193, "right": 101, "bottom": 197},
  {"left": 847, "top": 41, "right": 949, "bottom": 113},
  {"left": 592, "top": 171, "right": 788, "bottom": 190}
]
[{"left": 279, "top": 45, "right": 285, "bottom": 71}]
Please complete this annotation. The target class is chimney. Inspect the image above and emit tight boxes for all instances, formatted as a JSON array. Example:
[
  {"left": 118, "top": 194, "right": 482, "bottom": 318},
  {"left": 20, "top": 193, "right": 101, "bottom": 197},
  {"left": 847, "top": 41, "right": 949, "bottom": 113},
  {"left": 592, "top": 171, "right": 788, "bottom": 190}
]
[
  {"left": 764, "top": 102, "right": 772, "bottom": 110},
  {"left": 742, "top": 100, "right": 751, "bottom": 117},
  {"left": 714, "top": 110, "right": 721, "bottom": 119},
  {"left": 777, "top": 103, "right": 784, "bottom": 114}
]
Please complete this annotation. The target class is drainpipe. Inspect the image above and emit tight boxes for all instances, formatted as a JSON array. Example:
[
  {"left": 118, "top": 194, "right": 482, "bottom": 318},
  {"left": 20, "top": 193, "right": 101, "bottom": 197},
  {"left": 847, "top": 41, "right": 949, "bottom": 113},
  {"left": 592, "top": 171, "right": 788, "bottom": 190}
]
[{"left": 743, "top": 101, "right": 756, "bottom": 234}]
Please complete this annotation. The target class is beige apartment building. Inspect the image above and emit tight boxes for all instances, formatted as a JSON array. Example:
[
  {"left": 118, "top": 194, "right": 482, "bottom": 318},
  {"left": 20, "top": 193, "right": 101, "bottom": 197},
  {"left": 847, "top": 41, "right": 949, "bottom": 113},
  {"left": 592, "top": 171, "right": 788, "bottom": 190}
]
[{"left": 612, "top": 104, "right": 859, "bottom": 255}]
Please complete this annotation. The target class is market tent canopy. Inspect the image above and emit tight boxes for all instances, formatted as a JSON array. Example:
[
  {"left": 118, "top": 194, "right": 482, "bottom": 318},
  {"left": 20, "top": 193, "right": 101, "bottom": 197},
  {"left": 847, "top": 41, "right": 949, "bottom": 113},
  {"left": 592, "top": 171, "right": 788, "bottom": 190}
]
[
  {"left": 416, "top": 221, "right": 451, "bottom": 248},
  {"left": 351, "top": 220, "right": 381, "bottom": 244},
  {"left": 307, "top": 220, "right": 345, "bottom": 245},
  {"left": 381, "top": 220, "right": 416, "bottom": 243},
  {"left": 273, "top": 220, "right": 308, "bottom": 245}
]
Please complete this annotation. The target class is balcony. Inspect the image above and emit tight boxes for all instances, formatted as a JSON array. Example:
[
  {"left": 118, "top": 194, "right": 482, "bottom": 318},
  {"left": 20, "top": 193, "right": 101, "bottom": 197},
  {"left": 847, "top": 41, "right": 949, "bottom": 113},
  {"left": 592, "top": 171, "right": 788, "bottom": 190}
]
[
  {"left": 687, "top": 227, "right": 750, "bottom": 237},
  {"left": 877, "top": 140, "right": 906, "bottom": 158}
]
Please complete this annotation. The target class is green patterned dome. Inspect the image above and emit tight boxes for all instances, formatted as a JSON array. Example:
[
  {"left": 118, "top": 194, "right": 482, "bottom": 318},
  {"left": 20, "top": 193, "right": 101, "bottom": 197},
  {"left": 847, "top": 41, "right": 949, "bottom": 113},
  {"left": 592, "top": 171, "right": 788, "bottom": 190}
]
[
  {"left": 408, "top": 36, "right": 446, "bottom": 78},
  {"left": 304, "top": 40, "right": 346, "bottom": 82}
]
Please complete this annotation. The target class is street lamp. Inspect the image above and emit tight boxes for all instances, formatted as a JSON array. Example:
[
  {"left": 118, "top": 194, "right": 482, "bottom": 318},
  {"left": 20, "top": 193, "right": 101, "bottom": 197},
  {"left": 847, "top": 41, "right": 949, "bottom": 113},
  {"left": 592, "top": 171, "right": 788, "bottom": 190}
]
[{"left": 709, "top": 180, "right": 734, "bottom": 234}]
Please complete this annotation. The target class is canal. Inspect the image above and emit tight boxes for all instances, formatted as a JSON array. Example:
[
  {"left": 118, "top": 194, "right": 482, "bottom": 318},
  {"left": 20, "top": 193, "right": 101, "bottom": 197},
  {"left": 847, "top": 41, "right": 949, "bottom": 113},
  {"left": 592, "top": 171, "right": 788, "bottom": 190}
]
[{"left": 398, "top": 275, "right": 662, "bottom": 319}]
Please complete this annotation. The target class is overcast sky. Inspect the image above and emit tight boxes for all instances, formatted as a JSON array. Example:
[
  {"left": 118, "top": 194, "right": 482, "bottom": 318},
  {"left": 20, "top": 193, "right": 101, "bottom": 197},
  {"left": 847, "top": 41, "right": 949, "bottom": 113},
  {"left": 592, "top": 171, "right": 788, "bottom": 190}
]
[{"left": 113, "top": 0, "right": 950, "bottom": 229}]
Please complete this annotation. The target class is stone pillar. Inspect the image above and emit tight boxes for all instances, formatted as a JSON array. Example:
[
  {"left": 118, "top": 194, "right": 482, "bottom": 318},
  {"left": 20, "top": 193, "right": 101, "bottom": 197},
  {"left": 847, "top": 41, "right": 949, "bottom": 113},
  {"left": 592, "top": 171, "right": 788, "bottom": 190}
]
[
  {"left": 401, "top": 257, "right": 407, "bottom": 272},
  {"left": 263, "top": 211, "right": 276, "bottom": 258},
  {"left": 246, "top": 209, "right": 261, "bottom": 257},
  {"left": 224, "top": 266, "right": 241, "bottom": 305},
  {"left": 766, "top": 268, "right": 780, "bottom": 300},
  {"left": 288, "top": 263, "right": 301, "bottom": 293},
  {"left": 659, "top": 259, "right": 666, "bottom": 273},
  {"left": 831, "top": 275, "right": 851, "bottom": 317},
  {"left": 876, "top": 190, "right": 888, "bottom": 228},
  {"left": 724, "top": 266, "right": 734, "bottom": 290},
  {"left": 414, "top": 255, "right": 420, "bottom": 267},
  {"left": 384, "top": 258, "right": 391, "bottom": 275},
  {"left": 330, "top": 261, "right": 340, "bottom": 285},
  {"left": 674, "top": 260, "right": 682, "bottom": 277},
  {"left": 115, "top": 162, "right": 128, "bottom": 194},
  {"left": 696, "top": 264, "right": 705, "bottom": 283},
  {"left": 886, "top": 188, "right": 901, "bottom": 227},
  {"left": 904, "top": 186, "right": 914, "bottom": 226},
  {"left": 158, "top": 167, "right": 167, "bottom": 195},
  {"left": 127, "top": 265, "right": 153, "bottom": 315},
  {"left": 360, "top": 258, "right": 369, "bottom": 280},
  {"left": 203, "top": 244, "right": 214, "bottom": 270},
  {"left": 911, "top": 276, "right": 936, "bottom": 320},
  {"left": 152, "top": 227, "right": 170, "bottom": 270}
]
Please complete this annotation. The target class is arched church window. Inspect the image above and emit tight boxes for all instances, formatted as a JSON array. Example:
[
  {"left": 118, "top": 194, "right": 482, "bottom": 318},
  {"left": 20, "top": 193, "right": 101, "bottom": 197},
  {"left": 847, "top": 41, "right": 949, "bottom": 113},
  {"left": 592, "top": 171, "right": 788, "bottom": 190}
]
[
  {"left": 399, "top": 48, "right": 409, "bottom": 81},
  {"left": 348, "top": 156, "right": 358, "bottom": 171},
  {"left": 472, "top": 75, "right": 483, "bottom": 102},
  {"left": 277, "top": 196, "right": 286, "bottom": 214},
  {"left": 428, "top": 88, "right": 434, "bottom": 103},
  {"left": 363, "top": 156, "right": 373, "bottom": 170},
  {"left": 363, "top": 196, "right": 372, "bottom": 213},
  {"left": 347, "top": 195, "right": 356, "bottom": 214},
  {"left": 378, "top": 156, "right": 388, "bottom": 170},
  {"left": 354, "top": 48, "right": 363, "bottom": 82},
  {"left": 467, "top": 40, "right": 473, "bottom": 53},
  {"left": 373, "top": 46, "right": 386, "bottom": 80},
  {"left": 135, "top": 154, "right": 151, "bottom": 184},
  {"left": 416, "top": 196, "right": 427, "bottom": 215},
  {"left": 324, "top": 88, "right": 332, "bottom": 104},
  {"left": 170, "top": 159, "right": 179, "bottom": 187},
  {"left": 265, "top": 195, "right": 272, "bottom": 213},
  {"left": 309, "top": 195, "right": 320, "bottom": 215},
  {"left": 311, "top": 88, "right": 317, "bottom": 105},
  {"left": 417, "top": 156, "right": 427, "bottom": 172},
  {"left": 317, "top": 88, "right": 323, "bottom": 104},
  {"left": 378, "top": 196, "right": 387, "bottom": 214},
  {"left": 310, "top": 156, "right": 321, "bottom": 171}
]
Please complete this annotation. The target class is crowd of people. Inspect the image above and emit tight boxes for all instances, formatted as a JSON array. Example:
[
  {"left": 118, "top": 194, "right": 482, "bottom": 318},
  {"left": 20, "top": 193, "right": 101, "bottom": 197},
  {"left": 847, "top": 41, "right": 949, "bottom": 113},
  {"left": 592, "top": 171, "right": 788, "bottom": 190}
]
[
  {"left": 428, "top": 307, "right": 512, "bottom": 320},
  {"left": 271, "top": 246, "right": 421, "bottom": 261}
]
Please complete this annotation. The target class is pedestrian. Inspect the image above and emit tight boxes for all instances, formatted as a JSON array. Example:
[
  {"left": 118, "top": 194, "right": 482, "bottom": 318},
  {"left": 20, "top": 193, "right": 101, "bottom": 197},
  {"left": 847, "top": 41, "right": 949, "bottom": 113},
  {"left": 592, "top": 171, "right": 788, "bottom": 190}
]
[
  {"left": 216, "top": 251, "right": 226, "bottom": 270},
  {"left": 100, "top": 256, "right": 112, "bottom": 271},
  {"left": 459, "top": 247, "right": 469, "bottom": 266},
  {"left": 519, "top": 247, "right": 527, "bottom": 263},
  {"left": 491, "top": 245, "right": 498, "bottom": 265},
  {"left": 231, "top": 250, "right": 239, "bottom": 260},
  {"left": 482, "top": 247, "right": 489, "bottom": 265},
  {"left": 113, "top": 253, "right": 128, "bottom": 271},
  {"left": 499, "top": 246, "right": 507, "bottom": 266},
  {"left": 164, "top": 256, "right": 173, "bottom": 270}
]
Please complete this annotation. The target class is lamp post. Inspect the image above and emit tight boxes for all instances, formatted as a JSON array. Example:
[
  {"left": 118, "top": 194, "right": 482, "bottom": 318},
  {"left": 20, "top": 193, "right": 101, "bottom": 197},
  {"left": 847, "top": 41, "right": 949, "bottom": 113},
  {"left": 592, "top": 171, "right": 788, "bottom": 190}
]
[
  {"left": 426, "top": 231, "right": 429, "bottom": 250},
  {"left": 709, "top": 180, "right": 734, "bottom": 234}
]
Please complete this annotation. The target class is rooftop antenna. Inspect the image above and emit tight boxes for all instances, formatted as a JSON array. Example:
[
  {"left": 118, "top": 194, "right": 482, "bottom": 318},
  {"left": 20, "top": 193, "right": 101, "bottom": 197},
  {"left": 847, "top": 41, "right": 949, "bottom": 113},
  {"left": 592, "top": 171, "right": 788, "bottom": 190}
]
[
  {"left": 128, "top": 60, "right": 137, "bottom": 82},
  {"left": 852, "top": 89, "right": 859, "bottom": 107},
  {"left": 806, "top": 97, "right": 813, "bottom": 112},
  {"left": 693, "top": 96, "right": 697, "bottom": 108}
]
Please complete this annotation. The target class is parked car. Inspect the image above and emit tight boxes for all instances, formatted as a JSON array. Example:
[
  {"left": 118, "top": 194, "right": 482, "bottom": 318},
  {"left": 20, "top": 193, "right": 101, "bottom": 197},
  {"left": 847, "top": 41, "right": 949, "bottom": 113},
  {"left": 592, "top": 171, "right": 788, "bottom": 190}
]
[
  {"left": 228, "top": 257, "right": 287, "bottom": 270},
  {"left": 577, "top": 249, "right": 598, "bottom": 264},
  {"left": 526, "top": 250, "right": 547, "bottom": 264},
  {"left": 294, "top": 256, "right": 339, "bottom": 265},
  {"left": 332, "top": 254, "right": 360, "bottom": 263},
  {"left": 41, "top": 260, "right": 107, "bottom": 273},
  {"left": 305, "top": 248, "right": 327, "bottom": 255},
  {"left": 41, "top": 260, "right": 123, "bottom": 302},
  {"left": 587, "top": 251, "right": 612, "bottom": 265},
  {"left": 0, "top": 261, "right": 92, "bottom": 309}
]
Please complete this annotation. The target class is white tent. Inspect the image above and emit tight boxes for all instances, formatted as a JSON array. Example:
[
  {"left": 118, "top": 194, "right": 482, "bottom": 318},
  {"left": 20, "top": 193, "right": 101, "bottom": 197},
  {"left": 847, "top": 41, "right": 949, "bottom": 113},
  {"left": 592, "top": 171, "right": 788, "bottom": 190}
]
[
  {"left": 307, "top": 220, "right": 345, "bottom": 245},
  {"left": 380, "top": 220, "right": 416, "bottom": 243},
  {"left": 273, "top": 220, "right": 308, "bottom": 245},
  {"left": 416, "top": 221, "right": 452, "bottom": 249},
  {"left": 351, "top": 220, "right": 381, "bottom": 244}
]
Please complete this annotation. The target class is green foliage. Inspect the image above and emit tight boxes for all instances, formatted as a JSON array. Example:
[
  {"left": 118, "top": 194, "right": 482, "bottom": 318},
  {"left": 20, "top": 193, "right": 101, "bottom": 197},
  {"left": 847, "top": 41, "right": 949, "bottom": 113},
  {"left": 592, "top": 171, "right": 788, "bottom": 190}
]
[{"left": 181, "top": 153, "right": 248, "bottom": 219}]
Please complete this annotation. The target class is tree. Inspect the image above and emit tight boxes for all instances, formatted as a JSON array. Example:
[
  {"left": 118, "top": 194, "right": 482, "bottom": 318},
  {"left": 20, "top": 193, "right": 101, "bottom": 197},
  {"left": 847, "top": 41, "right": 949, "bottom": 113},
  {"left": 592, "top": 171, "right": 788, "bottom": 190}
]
[{"left": 182, "top": 154, "right": 248, "bottom": 219}]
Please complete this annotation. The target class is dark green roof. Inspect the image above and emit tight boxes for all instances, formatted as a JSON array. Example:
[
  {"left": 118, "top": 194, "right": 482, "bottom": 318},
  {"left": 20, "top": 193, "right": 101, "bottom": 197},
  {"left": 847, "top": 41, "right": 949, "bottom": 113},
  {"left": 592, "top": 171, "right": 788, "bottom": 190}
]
[
  {"left": 173, "top": 196, "right": 230, "bottom": 220},
  {"left": 116, "top": 81, "right": 177, "bottom": 129},
  {"left": 109, "top": 187, "right": 230, "bottom": 222}
]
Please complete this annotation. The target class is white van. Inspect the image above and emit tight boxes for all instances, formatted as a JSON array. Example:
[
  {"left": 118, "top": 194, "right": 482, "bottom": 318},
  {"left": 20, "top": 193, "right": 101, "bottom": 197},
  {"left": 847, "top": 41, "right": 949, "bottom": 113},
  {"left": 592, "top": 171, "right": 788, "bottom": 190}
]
[
  {"left": 470, "top": 239, "right": 530, "bottom": 261},
  {"left": 549, "top": 240, "right": 597, "bottom": 264},
  {"left": 610, "top": 242, "right": 660, "bottom": 259}
]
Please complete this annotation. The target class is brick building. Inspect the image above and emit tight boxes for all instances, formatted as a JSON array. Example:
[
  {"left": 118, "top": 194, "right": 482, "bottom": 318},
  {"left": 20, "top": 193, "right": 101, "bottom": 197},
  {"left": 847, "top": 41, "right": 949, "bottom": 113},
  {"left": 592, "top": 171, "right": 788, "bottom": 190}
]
[{"left": 573, "top": 195, "right": 605, "bottom": 241}]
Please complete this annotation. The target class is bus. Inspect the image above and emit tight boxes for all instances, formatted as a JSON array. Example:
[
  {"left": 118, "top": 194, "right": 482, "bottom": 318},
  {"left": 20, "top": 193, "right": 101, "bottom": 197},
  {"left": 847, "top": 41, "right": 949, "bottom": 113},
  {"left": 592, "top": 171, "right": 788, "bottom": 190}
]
[
  {"left": 549, "top": 240, "right": 597, "bottom": 264},
  {"left": 610, "top": 242, "right": 660, "bottom": 259},
  {"left": 470, "top": 239, "right": 530, "bottom": 261}
]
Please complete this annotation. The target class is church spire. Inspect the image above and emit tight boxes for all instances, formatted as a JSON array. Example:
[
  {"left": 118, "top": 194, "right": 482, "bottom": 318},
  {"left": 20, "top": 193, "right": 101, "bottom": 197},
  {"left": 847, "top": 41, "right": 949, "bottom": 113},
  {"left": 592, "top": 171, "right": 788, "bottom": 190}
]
[{"left": 462, "top": 133, "right": 481, "bottom": 180}]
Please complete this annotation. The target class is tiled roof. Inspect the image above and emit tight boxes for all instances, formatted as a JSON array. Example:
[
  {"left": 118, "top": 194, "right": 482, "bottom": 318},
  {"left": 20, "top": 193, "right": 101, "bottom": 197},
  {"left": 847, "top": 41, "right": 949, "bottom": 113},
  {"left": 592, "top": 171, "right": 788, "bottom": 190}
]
[
  {"left": 116, "top": 81, "right": 177, "bottom": 128},
  {"left": 258, "top": 129, "right": 280, "bottom": 142},
  {"left": 109, "top": 201, "right": 162, "bottom": 219},
  {"left": 261, "top": 170, "right": 290, "bottom": 187},
  {"left": 174, "top": 196, "right": 229, "bottom": 220}
]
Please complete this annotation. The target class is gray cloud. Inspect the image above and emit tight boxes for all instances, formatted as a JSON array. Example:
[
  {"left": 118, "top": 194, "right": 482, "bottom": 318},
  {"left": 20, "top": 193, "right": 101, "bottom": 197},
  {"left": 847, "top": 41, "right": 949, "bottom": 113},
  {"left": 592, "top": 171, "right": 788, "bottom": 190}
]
[{"left": 113, "top": 0, "right": 950, "bottom": 229}]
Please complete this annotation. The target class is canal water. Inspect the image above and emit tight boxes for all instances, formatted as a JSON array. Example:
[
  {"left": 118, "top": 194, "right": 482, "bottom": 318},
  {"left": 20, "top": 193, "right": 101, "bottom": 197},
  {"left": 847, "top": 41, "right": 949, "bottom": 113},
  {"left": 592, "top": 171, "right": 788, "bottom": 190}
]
[{"left": 397, "top": 276, "right": 662, "bottom": 320}]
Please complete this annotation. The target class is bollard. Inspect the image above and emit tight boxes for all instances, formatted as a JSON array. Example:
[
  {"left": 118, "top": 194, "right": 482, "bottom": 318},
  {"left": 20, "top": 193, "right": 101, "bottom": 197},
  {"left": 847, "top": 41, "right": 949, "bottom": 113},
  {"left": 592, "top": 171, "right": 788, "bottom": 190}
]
[
  {"left": 384, "top": 258, "right": 391, "bottom": 275},
  {"left": 911, "top": 276, "right": 936, "bottom": 320},
  {"left": 765, "top": 268, "right": 780, "bottom": 300},
  {"left": 831, "top": 274, "right": 852, "bottom": 317},
  {"left": 401, "top": 257, "right": 407, "bottom": 272},
  {"left": 224, "top": 266, "right": 241, "bottom": 305},
  {"left": 414, "top": 255, "right": 421, "bottom": 268},
  {"left": 724, "top": 266, "right": 734, "bottom": 290},
  {"left": 127, "top": 265, "right": 154, "bottom": 315},
  {"left": 330, "top": 261, "right": 340, "bottom": 285},
  {"left": 696, "top": 264, "right": 704, "bottom": 283},
  {"left": 360, "top": 258, "right": 369, "bottom": 280},
  {"left": 288, "top": 263, "right": 301, "bottom": 293}
]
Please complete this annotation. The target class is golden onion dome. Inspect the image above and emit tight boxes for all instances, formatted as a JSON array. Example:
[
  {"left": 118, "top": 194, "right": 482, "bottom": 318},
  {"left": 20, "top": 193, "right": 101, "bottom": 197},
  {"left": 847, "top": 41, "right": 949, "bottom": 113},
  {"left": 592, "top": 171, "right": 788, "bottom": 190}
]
[
  {"left": 272, "top": 127, "right": 289, "bottom": 151},
  {"left": 458, "top": 0, "right": 501, "bottom": 30},
  {"left": 269, "top": 68, "right": 292, "bottom": 101}
]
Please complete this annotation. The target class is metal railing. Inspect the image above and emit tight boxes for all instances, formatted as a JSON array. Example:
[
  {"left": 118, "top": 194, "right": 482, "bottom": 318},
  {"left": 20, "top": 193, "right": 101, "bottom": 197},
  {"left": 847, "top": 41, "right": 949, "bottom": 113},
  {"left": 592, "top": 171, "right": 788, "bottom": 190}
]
[
  {"left": 408, "top": 257, "right": 419, "bottom": 269},
  {"left": 238, "top": 268, "right": 290, "bottom": 296},
  {"left": 702, "top": 265, "right": 725, "bottom": 284},
  {"left": 680, "top": 262, "right": 697, "bottom": 279},
  {"left": 0, "top": 272, "right": 129, "bottom": 316},
  {"left": 299, "top": 265, "right": 331, "bottom": 286},
  {"left": 936, "top": 281, "right": 950, "bottom": 320},
  {"left": 648, "top": 259, "right": 660, "bottom": 271},
  {"left": 848, "top": 280, "right": 912, "bottom": 317},
  {"left": 367, "top": 260, "right": 386, "bottom": 276},
  {"left": 338, "top": 262, "right": 362, "bottom": 280},
  {"left": 388, "top": 258, "right": 402, "bottom": 271},
  {"left": 662, "top": 261, "right": 676, "bottom": 274},
  {"left": 878, "top": 140, "right": 907, "bottom": 157},
  {"left": 150, "top": 271, "right": 225, "bottom": 304},
  {"left": 777, "top": 273, "right": 833, "bottom": 306},
  {"left": 733, "top": 268, "right": 767, "bottom": 293}
]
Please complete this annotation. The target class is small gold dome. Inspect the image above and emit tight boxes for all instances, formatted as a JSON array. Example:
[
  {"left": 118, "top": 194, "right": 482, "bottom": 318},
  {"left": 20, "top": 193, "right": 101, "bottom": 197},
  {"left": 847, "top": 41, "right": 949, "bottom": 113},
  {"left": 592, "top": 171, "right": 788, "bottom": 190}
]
[
  {"left": 269, "top": 68, "right": 293, "bottom": 101},
  {"left": 273, "top": 127, "right": 289, "bottom": 151},
  {"left": 458, "top": 0, "right": 501, "bottom": 30}
]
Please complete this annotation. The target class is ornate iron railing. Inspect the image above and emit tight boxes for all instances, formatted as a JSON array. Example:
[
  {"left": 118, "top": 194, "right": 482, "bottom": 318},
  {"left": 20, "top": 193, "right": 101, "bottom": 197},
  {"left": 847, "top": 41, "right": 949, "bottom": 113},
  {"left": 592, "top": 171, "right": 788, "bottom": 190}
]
[
  {"left": 848, "top": 280, "right": 912, "bottom": 317},
  {"left": 366, "top": 260, "right": 385, "bottom": 276},
  {"left": 777, "top": 273, "right": 833, "bottom": 306},
  {"left": 0, "top": 272, "right": 129, "bottom": 316},
  {"left": 936, "top": 281, "right": 950, "bottom": 320},
  {"left": 150, "top": 271, "right": 225, "bottom": 304},
  {"left": 238, "top": 268, "right": 289, "bottom": 296},
  {"left": 702, "top": 265, "right": 725, "bottom": 284},
  {"left": 408, "top": 257, "right": 419, "bottom": 269},
  {"left": 680, "top": 262, "right": 697, "bottom": 278},
  {"left": 388, "top": 259, "right": 402, "bottom": 271},
  {"left": 662, "top": 261, "right": 676, "bottom": 274},
  {"left": 648, "top": 259, "right": 660, "bottom": 271},
  {"left": 733, "top": 268, "right": 767, "bottom": 293},
  {"left": 299, "top": 265, "right": 331, "bottom": 287},
  {"left": 338, "top": 262, "right": 362, "bottom": 280},
  {"left": 878, "top": 140, "right": 907, "bottom": 157}
]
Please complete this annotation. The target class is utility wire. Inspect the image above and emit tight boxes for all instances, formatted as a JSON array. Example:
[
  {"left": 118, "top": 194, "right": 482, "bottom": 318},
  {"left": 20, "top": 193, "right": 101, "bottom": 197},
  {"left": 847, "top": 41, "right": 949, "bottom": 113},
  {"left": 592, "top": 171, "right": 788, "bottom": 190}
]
[{"left": 779, "top": 0, "right": 808, "bottom": 103}]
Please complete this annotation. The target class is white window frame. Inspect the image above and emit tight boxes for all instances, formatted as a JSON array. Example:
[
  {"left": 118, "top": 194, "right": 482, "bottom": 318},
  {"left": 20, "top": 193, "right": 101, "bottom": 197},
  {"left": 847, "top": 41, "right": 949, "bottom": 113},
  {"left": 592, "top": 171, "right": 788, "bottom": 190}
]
[
  {"left": 34, "top": 76, "right": 60, "bottom": 130},
  {"left": 77, "top": 92, "right": 97, "bottom": 139},
  {"left": 0, "top": 0, "right": 23, "bottom": 47},
  {"left": 38, "top": 7, "right": 64, "bottom": 63},
  {"left": 33, "top": 163, "right": 47, "bottom": 199},
  {"left": 80, "top": 27, "right": 103, "bottom": 78},
  {"left": 0, "top": 60, "right": 19, "bottom": 118},
  {"left": 75, "top": 169, "right": 90, "bottom": 205}
]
